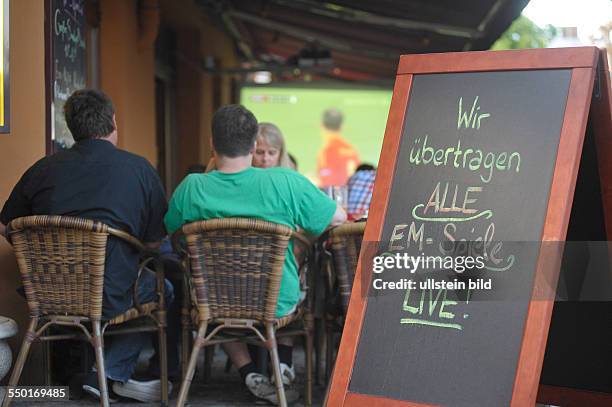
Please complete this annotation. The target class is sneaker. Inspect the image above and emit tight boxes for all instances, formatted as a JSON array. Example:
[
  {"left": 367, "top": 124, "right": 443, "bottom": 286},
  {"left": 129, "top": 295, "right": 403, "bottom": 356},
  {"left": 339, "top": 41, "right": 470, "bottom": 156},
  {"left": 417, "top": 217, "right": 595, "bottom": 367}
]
[
  {"left": 132, "top": 371, "right": 176, "bottom": 383},
  {"left": 279, "top": 363, "right": 296, "bottom": 386},
  {"left": 112, "top": 378, "right": 173, "bottom": 403},
  {"left": 82, "top": 372, "right": 119, "bottom": 403},
  {"left": 270, "top": 363, "right": 296, "bottom": 387},
  {"left": 245, "top": 373, "right": 300, "bottom": 405}
]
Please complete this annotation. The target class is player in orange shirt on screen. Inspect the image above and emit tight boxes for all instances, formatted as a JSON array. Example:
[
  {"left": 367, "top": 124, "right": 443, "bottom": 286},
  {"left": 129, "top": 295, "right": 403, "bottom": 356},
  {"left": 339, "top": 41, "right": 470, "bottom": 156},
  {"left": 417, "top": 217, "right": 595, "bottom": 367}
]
[{"left": 317, "top": 108, "right": 360, "bottom": 187}]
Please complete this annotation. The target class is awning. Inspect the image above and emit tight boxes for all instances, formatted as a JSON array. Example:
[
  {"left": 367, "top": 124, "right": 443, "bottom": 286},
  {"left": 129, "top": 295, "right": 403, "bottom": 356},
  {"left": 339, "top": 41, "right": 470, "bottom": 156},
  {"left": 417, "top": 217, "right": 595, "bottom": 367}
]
[{"left": 197, "top": 0, "right": 530, "bottom": 81}]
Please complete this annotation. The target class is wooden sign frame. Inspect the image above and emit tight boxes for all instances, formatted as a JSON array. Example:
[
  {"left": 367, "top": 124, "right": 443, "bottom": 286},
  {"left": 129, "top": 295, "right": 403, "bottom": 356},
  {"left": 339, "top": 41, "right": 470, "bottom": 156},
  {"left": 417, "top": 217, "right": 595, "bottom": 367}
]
[
  {"left": 537, "top": 48, "right": 612, "bottom": 407},
  {"left": 327, "top": 47, "right": 612, "bottom": 407}
]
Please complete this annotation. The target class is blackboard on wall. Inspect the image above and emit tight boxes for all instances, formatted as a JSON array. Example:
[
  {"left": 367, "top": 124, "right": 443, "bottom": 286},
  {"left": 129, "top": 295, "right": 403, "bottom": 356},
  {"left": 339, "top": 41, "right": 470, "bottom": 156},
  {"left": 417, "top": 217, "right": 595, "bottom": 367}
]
[
  {"left": 327, "top": 47, "right": 609, "bottom": 407},
  {"left": 51, "top": 0, "right": 87, "bottom": 150}
]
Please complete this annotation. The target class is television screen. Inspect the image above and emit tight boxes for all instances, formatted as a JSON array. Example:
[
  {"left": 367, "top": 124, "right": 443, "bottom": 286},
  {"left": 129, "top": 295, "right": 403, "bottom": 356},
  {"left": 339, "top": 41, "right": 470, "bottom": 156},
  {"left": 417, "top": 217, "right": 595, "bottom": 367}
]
[{"left": 241, "top": 84, "right": 392, "bottom": 186}]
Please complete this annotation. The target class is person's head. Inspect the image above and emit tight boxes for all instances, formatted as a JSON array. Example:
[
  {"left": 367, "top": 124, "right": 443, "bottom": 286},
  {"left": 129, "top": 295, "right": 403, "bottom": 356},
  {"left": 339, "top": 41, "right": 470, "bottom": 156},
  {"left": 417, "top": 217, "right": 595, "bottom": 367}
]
[
  {"left": 211, "top": 104, "right": 258, "bottom": 158},
  {"left": 355, "top": 163, "right": 375, "bottom": 172},
  {"left": 253, "top": 123, "right": 291, "bottom": 168},
  {"left": 64, "top": 89, "right": 117, "bottom": 144},
  {"left": 322, "top": 108, "right": 343, "bottom": 131}
]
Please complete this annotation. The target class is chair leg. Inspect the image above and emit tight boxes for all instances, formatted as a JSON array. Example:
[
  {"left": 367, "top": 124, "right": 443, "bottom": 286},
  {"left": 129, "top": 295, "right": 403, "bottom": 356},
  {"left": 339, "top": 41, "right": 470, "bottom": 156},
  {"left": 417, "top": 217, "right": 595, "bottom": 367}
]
[
  {"left": 91, "top": 322, "right": 110, "bottom": 407},
  {"left": 176, "top": 322, "right": 207, "bottom": 407},
  {"left": 158, "top": 322, "right": 169, "bottom": 406},
  {"left": 314, "top": 317, "right": 323, "bottom": 386},
  {"left": 43, "top": 328, "right": 52, "bottom": 386},
  {"left": 181, "top": 320, "right": 191, "bottom": 381},
  {"left": 1, "top": 318, "right": 38, "bottom": 407},
  {"left": 325, "top": 318, "right": 336, "bottom": 383},
  {"left": 266, "top": 324, "right": 287, "bottom": 407},
  {"left": 180, "top": 277, "right": 191, "bottom": 381},
  {"left": 305, "top": 331, "right": 313, "bottom": 407}
]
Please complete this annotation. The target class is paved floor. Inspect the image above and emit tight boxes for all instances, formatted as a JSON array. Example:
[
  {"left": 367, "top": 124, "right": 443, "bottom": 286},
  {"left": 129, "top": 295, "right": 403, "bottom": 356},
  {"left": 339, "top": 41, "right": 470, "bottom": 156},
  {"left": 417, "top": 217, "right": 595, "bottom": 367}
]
[
  {"left": 4, "top": 345, "right": 559, "bottom": 407},
  {"left": 8, "top": 345, "right": 326, "bottom": 407}
]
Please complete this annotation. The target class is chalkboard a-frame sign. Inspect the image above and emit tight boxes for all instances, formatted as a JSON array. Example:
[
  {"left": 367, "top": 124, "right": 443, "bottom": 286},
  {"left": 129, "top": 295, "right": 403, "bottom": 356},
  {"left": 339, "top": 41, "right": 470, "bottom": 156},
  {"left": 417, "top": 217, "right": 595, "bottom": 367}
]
[{"left": 327, "top": 47, "right": 612, "bottom": 407}]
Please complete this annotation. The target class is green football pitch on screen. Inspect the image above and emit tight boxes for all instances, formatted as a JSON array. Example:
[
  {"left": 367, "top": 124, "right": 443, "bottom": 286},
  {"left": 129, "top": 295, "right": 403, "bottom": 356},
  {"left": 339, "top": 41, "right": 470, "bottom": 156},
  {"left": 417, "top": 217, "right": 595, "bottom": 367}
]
[{"left": 241, "top": 85, "right": 392, "bottom": 184}]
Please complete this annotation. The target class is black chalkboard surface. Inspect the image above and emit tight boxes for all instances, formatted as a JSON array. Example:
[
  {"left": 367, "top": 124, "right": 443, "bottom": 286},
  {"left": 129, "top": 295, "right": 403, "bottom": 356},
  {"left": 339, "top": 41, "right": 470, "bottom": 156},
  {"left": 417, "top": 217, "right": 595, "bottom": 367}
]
[
  {"left": 327, "top": 47, "right": 608, "bottom": 407},
  {"left": 347, "top": 70, "right": 571, "bottom": 407},
  {"left": 52, "top": 0, "right": 87, "bottom": 149}
]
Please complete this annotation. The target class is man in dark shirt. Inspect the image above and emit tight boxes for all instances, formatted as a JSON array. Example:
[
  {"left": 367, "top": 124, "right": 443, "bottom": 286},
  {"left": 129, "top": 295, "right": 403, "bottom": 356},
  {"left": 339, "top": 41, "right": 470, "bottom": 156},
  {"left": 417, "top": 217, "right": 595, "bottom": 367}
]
[{"left": 0, "top": 90, "right": 172, "bottom": 402}]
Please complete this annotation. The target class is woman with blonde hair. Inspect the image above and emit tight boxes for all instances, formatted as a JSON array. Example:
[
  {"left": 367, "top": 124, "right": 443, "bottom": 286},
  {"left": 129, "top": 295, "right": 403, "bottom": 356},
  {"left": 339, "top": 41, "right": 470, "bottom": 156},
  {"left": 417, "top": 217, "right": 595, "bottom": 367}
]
[
  {"left": 205, "top": 122, "right": 293, "bottom": 172},
  {"left": 253, "top": 122, "right": 293, "bottom": 169}
]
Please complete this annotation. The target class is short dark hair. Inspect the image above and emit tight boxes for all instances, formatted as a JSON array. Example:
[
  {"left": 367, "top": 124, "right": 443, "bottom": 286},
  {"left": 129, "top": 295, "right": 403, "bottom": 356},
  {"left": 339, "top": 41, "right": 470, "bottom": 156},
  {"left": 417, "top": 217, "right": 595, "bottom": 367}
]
[
  {"left": 212, "top": 105, "right": 258, "bottom": 157},
  {"left": 322, "top": 108, "right": 343, "bottom": 131},
  {"left": 64, "top": 89, "right": 116, "bottom": 141},
  {"left": 356, "top": 163, "right": 375, "bottom": 172}
]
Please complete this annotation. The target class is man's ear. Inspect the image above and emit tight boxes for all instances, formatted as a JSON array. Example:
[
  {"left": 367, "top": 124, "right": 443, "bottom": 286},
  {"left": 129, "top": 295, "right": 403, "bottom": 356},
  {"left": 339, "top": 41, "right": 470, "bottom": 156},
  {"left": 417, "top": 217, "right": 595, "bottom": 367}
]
[{"left": 106, "top": 114, "right": 119, "bottom": 146}]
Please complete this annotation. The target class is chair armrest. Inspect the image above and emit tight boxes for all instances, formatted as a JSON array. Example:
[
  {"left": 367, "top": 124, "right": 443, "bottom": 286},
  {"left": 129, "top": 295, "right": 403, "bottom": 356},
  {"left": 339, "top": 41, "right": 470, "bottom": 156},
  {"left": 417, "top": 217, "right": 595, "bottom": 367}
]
[
  {"left": 292, "top": 230, "right": 313, "bottom": 255},
  {"left": 167, "top": 230, "right": 196, "bottom": 319},
  {"left": 292, "top": 230, "right": 314, "bottom": 277},
  {"left": 171, "top": 230, "right": 188, "bottom": 258},
  {"left": 107, "top": 227, "right": 148, "bottom": 254},
  {"left": 132, "top": 251, "right": 167, "bottom": 313},
  {"left": 106, "top": 228, "right": 166, "bottom": 311}
]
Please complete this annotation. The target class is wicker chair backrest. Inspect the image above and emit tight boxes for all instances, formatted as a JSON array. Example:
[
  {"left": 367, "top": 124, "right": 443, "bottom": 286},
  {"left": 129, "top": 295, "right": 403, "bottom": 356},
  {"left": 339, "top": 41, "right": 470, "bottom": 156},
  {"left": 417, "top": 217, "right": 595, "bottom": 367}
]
[
  {"left": 329, "top": 222, "right": 366, "bottom": 315},
  {"left": 8, "top": 216, "right": 110, "bottom": 319},
  {"left": 181, "top": 218, "right": 292, "bottom": 323}
]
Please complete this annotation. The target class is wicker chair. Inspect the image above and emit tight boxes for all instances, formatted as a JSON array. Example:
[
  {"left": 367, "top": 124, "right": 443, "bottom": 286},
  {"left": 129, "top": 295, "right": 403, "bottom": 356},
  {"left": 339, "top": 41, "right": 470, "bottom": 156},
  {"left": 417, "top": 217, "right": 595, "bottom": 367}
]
[
  {"left": 174, "top": 218, "right": 314, "bottom": 407},
  {"left": 322, "top": 221, "right": 366, "bottom": 380},
  {"left": 2, "top": 216, "right": 169, "bottom": 407}
]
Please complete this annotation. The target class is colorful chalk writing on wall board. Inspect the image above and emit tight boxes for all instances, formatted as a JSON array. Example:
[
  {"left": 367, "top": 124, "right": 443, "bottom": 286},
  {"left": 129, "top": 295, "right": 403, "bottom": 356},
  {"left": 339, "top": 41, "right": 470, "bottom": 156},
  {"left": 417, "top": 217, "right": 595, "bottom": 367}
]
[
  {"left": 348, "top": 70, "right": 572, "bottom": 406},
  {"left": 52, "top": 0, "right": 86, "bottom": 149}
]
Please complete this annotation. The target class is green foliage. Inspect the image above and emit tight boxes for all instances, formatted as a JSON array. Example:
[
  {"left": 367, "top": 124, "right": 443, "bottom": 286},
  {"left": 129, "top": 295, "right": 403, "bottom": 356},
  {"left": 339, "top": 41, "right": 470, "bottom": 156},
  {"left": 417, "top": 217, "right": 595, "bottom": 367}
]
[{"left": 491, "top": 16, "right": 557, "bottom": 50}]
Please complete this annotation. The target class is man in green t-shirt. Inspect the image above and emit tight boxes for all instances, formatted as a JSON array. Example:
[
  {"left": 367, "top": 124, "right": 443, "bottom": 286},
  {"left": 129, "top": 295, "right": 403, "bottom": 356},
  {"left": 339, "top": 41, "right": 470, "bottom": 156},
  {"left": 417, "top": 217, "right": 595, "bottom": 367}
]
[{"left": 165, "top": 105, "right": 346, "bottom": 404}]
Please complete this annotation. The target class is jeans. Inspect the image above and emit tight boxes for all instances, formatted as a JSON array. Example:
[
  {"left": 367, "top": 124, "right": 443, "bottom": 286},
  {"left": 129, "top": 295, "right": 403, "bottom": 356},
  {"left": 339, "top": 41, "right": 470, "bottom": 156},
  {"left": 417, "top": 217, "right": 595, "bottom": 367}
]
[
  {"left": 103, "top": 270, "right": 175, "bottom": 383},
  {"left": 147, "top": 257, "right": 184, "bottom": 380}
]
